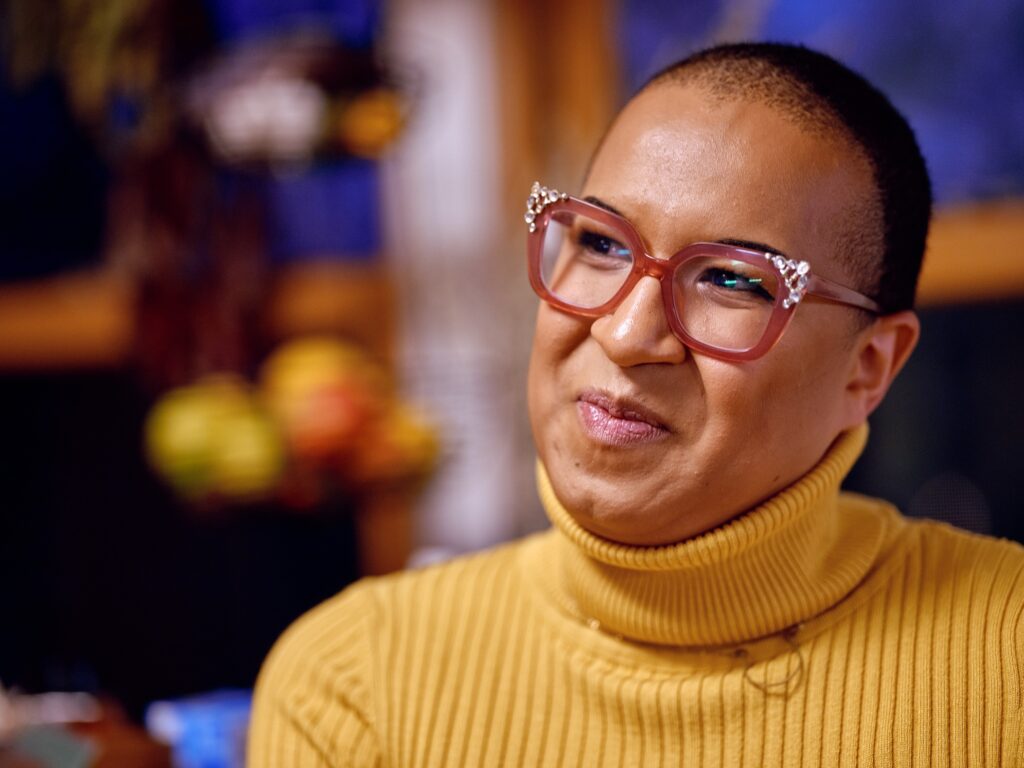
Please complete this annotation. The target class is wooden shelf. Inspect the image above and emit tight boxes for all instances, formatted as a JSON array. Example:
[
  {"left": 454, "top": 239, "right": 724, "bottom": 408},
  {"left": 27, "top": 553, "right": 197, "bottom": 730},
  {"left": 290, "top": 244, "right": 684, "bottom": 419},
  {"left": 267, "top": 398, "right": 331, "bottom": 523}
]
[
  {"left": 264, "top": 260, "right": 395, "bottom": 363},
  {"left": 918, "top": 199, "right": 1024, "bottom": 306},
  {"left": 0, "top": 260, "right": 394, "bottom": 371},
  {"left": 0, "top": 270, "right": 135, "bottom": 370}
]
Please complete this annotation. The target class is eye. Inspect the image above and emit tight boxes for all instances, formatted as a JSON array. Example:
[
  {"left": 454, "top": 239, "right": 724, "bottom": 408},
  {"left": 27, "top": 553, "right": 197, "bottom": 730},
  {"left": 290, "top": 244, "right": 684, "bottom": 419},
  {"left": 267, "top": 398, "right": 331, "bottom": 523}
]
[
  {"left": 698, "top": 267, "right": 775, "bottom": 301},
  {"left": 576, "top": 229, "right": 632, "bottom": 263}
]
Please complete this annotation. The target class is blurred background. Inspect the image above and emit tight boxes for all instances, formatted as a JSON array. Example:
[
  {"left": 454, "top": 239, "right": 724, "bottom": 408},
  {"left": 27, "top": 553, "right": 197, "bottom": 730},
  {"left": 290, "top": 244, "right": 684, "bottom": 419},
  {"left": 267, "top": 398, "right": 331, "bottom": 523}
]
[{"left": 0, "top": 0, "right": 1021, "bottom": 765}]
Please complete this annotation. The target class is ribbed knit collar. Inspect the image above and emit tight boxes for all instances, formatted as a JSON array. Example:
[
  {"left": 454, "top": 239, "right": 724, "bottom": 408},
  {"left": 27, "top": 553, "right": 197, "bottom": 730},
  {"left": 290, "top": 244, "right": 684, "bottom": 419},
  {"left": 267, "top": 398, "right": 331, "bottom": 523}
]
[{"left": 537, "top": 424, "right": 890, "bottom": 647}]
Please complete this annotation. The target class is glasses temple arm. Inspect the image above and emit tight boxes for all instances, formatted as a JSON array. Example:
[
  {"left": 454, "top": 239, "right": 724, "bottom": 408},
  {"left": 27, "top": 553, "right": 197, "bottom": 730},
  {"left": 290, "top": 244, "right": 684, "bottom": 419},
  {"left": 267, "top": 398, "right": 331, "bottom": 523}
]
[{"left": 805, "top": 275, "right": 882, "bottom": 314}]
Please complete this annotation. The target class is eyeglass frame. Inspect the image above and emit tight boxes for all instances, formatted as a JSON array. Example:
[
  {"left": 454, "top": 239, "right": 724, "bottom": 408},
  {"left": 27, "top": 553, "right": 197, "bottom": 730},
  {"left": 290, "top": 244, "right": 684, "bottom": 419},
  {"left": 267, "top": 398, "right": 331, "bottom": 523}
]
[{"left": 525, "top": 182, "right": 882, "bottom": 362}]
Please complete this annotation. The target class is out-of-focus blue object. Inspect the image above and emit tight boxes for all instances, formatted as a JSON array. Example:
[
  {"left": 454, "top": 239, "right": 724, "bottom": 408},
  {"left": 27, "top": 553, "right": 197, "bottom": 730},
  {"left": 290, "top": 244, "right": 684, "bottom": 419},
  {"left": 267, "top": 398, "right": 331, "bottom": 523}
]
[
  {"left": 200, "top": 0, "right": 385, "bottom": 264},
  {"left": 617, "top": 0, "right": 1024, "bottom": 204},
  {"left": 146, "top": 689, "right": 252, "bottom": 768},
  {"left": 269, "top": 159, "right": 381, "bottom": 261},
  {"left": 207, "top": 0, "right": 380, "bottom": 47}
]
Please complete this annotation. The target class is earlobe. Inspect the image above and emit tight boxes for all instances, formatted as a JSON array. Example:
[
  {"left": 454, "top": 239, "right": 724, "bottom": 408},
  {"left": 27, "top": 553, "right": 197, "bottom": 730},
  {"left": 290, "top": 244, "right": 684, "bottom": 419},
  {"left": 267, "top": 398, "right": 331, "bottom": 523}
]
[{"left": 843, "top": 310, "right": 920, "bottom": 425}]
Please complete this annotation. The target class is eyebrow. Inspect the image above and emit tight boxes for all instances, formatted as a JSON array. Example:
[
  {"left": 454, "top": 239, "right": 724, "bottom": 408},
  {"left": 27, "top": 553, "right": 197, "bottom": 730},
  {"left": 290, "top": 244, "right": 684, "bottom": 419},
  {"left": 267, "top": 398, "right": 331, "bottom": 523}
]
[
  {"left": 583, "top": 195, "right": 624, "bottom": 216},
  {"left": 583, "top": 195, "right": 787, "bottom": 257},
  {"left": 716, "top": 237, "right": 786, "bottom": 257}
]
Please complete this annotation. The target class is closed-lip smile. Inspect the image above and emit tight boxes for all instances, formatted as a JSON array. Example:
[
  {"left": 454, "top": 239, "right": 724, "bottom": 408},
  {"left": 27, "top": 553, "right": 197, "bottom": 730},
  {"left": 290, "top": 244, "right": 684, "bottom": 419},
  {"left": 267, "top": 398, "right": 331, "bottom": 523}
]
[{"left": 576, "top": 389, "right": 670, "bottom": 446}]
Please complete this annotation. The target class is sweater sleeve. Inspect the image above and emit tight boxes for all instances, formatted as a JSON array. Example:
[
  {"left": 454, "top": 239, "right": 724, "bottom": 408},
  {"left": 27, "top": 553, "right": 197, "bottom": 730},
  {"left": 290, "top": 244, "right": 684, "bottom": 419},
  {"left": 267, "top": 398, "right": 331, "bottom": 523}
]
[
  {"left": 247, "top": 584, "right": 381, "bottom": 768},
  {"left": 1019, "top": 618, "right": 1024, "bottom": 766},
  {"left": 1016, "top": 563, "right": 1024, "bottom": 767}
]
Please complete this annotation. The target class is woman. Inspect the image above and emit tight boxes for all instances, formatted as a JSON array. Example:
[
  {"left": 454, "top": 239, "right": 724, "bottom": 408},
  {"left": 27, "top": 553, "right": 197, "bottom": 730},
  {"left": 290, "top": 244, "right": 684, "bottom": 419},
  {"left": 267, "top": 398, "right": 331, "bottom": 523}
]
[{"left": 248, "top": 43, "right": 1024, "bottom": 767}]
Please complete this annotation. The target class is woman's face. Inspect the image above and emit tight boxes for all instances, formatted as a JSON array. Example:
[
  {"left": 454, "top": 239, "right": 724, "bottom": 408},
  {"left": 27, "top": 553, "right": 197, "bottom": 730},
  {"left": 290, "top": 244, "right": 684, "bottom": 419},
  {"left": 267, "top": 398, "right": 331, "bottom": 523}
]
[{"left": 527, "top": 83, "right": 879, "bottom": 546}]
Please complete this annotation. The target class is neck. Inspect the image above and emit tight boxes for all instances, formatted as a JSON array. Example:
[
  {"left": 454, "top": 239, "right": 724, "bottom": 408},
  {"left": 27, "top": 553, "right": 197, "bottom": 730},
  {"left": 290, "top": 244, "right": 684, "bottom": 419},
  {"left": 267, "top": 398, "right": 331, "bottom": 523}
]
[{"left": 537, "top": 424, "right": 899, "bottom": 646}]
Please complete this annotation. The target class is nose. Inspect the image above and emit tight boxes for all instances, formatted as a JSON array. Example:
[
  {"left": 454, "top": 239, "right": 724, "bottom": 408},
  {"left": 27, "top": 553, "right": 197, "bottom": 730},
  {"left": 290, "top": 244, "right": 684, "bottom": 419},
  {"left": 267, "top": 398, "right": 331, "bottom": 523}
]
[{"left": 590, "top": 276, "right": 688, "bottom": 366}]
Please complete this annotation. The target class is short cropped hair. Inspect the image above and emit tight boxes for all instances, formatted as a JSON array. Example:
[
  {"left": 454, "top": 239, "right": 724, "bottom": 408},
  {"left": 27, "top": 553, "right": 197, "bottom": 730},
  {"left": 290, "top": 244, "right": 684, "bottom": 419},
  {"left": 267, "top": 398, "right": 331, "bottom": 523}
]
[{"left": 644, "top": 43, "right": 932, "bottom": 314}]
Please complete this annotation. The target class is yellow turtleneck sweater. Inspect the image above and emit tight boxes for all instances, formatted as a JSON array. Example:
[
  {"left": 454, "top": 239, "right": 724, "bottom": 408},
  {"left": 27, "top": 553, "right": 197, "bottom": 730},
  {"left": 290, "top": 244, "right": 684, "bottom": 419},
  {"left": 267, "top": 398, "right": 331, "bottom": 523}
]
[{"left": 248, "top": 426, "right": 1024, "bottom": 766}]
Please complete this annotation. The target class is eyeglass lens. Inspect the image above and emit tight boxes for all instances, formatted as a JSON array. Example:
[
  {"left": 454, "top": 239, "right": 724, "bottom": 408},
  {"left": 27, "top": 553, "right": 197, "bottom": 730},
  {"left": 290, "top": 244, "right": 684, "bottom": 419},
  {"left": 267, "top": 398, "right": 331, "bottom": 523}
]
[{"left": 541, "top": 211, "right": 781, "bottom": 352}]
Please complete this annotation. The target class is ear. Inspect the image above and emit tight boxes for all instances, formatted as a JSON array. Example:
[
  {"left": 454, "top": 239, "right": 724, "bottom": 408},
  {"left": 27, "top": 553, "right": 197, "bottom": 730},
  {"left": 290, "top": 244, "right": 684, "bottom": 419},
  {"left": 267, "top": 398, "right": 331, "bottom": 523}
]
[{"left": 841, "top": 310, "right": 920, "bottom": 428}]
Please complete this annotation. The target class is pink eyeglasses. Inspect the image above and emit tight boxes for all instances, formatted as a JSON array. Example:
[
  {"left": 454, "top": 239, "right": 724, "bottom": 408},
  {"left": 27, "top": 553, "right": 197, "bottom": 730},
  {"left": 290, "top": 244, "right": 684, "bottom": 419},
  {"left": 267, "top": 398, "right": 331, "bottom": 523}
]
[{"left": 525, "top": 182, "right": 881, "bottom": 362}]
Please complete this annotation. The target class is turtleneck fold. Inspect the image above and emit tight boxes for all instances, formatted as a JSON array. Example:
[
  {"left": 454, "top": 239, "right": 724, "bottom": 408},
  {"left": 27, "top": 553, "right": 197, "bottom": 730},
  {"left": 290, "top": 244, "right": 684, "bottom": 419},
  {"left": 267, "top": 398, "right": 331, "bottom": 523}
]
[{"left": 536, "top": 424, "right": 903, "bottom": 646}]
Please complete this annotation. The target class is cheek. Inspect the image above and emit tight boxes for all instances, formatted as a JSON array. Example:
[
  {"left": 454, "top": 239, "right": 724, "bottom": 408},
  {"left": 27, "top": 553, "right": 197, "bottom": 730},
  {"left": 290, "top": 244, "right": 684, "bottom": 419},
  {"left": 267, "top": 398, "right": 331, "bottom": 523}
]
[
  {"left": 527, "top": 306, "right": 591, "bottom": 433},
  {"left": 705, "top": 343, "right": 850, "bottom": 475},
  {"left": 697, "top": 354, "right": 825, "bottom": 455},
  {"left": 696, "top": 362, "right": 773, "bottom": 453}
]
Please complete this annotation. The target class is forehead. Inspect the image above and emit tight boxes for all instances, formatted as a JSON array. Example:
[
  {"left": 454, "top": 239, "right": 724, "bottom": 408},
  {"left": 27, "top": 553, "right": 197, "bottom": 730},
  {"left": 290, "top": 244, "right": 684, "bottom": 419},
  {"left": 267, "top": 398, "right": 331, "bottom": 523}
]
[{"left": 584, "top": 84, "right": 873, "bottom": 278}]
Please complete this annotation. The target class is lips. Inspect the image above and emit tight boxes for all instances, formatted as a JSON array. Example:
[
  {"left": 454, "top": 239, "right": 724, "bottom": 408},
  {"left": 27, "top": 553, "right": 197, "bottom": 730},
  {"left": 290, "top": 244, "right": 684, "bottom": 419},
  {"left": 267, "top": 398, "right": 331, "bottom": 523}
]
[{"left": 576, "top": 390, "right": 669, "bottom": 446}]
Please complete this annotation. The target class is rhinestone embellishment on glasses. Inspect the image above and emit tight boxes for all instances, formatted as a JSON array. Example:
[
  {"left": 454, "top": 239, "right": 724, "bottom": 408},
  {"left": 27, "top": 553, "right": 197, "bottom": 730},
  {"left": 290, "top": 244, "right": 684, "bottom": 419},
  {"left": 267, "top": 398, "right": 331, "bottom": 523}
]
[
  {"left": 525, "top": 181, "right": 568, "bottom": 233},
  {"left": 765, "top": 253, "right": 811, "bottom": 308}
]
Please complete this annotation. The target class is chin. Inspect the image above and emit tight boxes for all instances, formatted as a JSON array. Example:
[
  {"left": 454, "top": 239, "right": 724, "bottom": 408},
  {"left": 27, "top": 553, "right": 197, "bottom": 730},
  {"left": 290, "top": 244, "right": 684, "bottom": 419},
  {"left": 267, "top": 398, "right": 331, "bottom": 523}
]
[
  {"left": 576, "top": 502, "right": 713, "bottom": 546},
  {"left": 544, "top": 458, "right": 694, "bottom": 545}
]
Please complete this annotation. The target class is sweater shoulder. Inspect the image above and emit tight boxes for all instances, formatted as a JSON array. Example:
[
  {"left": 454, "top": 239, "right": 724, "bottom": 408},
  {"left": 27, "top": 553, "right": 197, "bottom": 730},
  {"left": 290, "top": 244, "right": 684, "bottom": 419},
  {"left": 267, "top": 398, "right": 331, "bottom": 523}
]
[
  {"left": 842, "top": 490, "right": 1024, "bottom": 586},
  {"left": 841, "top": 492, "right": 1024, "bottom": 631},
  {"left": 367, "top": 532, "right": 539, "bottom": 592},
  {"left": 353, "top": 533, "right": 543, "bottom": 627},
  {"left": 255, "top": 577, "right": 381, "bottom": 719},
  {"left": 909, "top": 516, "right": 1024, "bottom": 578},
  {"left": 910, "top": 520, "right": 1024, "bottom": 693},
  {"left": 277, "top": 532, "right": 543, "bottom": 656},
  {"left": 250, "top": 534, "right": 543, "bottom": 765},
  {"left": 907, "top": 518, "right": 1024, "bottom": 641},
  {"left": 250, "top": 576, "right": 384, "bottom": 765}
]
